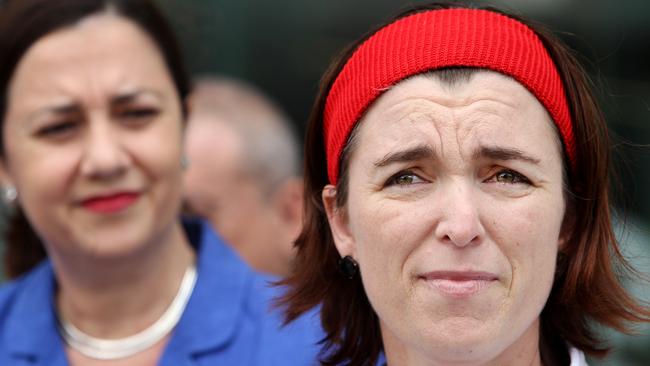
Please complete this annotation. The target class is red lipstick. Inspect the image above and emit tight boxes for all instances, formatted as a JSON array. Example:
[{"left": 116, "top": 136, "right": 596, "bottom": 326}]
[{"left": 82, "top": 192, "right": 140, "bottom": 214}]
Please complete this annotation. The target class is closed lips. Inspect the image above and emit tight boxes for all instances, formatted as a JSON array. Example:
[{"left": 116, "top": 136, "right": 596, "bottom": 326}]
[
  {"left": 81, "top": 192, "right": 140, "bottom": 213},
  {"left": 419, "top": 271, "right": 498, "bottom": 281},
  {"left": 419, "top": 271, "right": 498, "bottom": 298}
]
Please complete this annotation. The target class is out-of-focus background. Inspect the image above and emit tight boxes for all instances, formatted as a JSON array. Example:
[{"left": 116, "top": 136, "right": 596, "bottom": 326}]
[{"left": 155, "top": 0, "right": 649, "bottom": 364}]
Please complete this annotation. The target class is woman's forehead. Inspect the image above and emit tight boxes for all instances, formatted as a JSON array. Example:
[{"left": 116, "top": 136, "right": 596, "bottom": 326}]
[
  {"left": 376, "top": 71, "right": 526, "bottom": 109},
  {"left": 7, "top": 13, "right": 174, "bottom": 113},
  {"left": 353, "top": 72, "right": 562, "bottom": 164}
]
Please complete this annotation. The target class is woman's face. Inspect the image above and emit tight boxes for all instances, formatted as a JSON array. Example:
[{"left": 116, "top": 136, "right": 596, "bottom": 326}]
[
  {"left": 324, "top": 71, "right": 567, "bottom": 364},
  {"left": 1, "top": 14, "right": 184, "bottom": 259}
]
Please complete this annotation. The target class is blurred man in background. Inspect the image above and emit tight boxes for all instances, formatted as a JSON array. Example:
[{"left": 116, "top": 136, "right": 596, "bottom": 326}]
[{"left": 183, "top": 77, "right": 303, "bottom": 277}]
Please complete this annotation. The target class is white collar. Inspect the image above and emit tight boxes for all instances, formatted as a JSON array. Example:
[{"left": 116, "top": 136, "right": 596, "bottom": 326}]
[
  {"left": 58, "top": 264, "right": 197, "bottom": 360},
  {"left": 569, "top": 346, "right": 589, "bottom": 366}
]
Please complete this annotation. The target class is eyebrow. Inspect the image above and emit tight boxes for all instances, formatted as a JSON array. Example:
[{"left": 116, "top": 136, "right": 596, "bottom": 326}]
[
  {"left": 41, "top": 103, "right": 81, "bottom": 115},
  {"left": 472, "top": 146, "right": 541, "bottom": 165},
  {"left": 373, "top": 145, "right": 436, "bottom": 167},
  {"left": 27, "top": 89, "right": 162, "bottom": 120},
  {"left": 111, "top": 90, "right": 162, "bottom": 105}
]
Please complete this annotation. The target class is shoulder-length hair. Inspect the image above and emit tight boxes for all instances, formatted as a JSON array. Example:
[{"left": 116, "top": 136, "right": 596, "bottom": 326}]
[
  {"left": 0, "top": 0, "right": 191, "bottom": 278},
  {"left": 279, "top": 3, "right": 650, "bottom": 365}
]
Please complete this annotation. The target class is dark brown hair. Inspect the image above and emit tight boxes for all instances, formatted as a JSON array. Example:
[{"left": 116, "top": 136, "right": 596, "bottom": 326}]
[
  {"left": 279, "top": 3, "right": 650, "bottom": 365},
  {"left": 0, "top": 0, "right": 191, "bottom": 278}
]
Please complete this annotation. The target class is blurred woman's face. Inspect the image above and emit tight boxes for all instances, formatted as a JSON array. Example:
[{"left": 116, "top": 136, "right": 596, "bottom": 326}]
[
  {"left": 1, "top": 14, "right": 184, "bottom": 259},
  {"left": 324, "top": 71, "right": 566, "bottom": 364}
]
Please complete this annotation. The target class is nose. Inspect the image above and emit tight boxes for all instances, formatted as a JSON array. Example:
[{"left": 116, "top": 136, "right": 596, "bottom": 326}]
[
  {"left": 433, "top": 180, "right": 485, "bottom": 247},
  {"left": 79, "top": 118, "right": 129, "bottom": 180}
]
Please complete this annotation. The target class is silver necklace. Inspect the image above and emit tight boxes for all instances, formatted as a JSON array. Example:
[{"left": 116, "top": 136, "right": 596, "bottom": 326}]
[{"left": 58, "top": 265, "right": 197, "bottom": 360}]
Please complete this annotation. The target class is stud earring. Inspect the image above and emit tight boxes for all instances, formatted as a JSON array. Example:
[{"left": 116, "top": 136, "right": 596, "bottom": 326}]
[
  {"left": 338, "top": 255, "right": 359, "bottom": 279},
  {"left": 3, "top": 186, "right": 17, "bottom": 204}
]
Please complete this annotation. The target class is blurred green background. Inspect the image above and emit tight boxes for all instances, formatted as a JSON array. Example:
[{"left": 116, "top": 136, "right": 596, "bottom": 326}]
[{"left": 154, "top": 0, "right": 649, "bottom": 364}]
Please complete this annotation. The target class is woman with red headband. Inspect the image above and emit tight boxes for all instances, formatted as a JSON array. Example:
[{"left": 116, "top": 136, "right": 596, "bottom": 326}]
[{"left": 280, "top": 3, "right": 650, "bottom": 366}]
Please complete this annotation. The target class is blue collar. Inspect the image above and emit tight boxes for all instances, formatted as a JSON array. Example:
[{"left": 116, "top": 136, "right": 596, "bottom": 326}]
[
  {"left": 161, "top": 220, "right": 255, "bottom": 359},
  {"left": 5, "top": 261, "right": 66, "bottom": 362},
  {"left": 5, "top": 219, "right": 257, "bottom": 363}
]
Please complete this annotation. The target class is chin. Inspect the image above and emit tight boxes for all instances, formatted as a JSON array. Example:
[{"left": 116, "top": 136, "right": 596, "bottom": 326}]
[
  {"left": 413, "top": 318, "right": 507, "bottom": 362},
  {"left": 72, "top": 225, "right": 155, "bottom": 259},
  {"left": 420, "top": 337, "right": 506, "bottom": 365},
  {"left": 90, "top": 238, "right": 149, "bottom": 259}
]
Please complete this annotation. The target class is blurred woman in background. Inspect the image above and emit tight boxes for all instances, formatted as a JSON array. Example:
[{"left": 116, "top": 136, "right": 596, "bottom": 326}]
[
  {"left": 281, "top": 3, "right": 650, "bottom": 365},
  {"left": 0, "top": 0, "right": 321, "bottom": 365}
]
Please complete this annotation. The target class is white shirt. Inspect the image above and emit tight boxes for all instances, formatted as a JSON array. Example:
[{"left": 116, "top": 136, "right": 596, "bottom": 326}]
[
  {"left": 377, "top": 346, "right": 589, "bottom": 365},
  {"left": 570, "top": 347, "right": 589, "bottom": 366}
]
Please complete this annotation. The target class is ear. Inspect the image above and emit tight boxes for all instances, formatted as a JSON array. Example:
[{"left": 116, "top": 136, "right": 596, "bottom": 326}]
[
  {"left": 273, "top": 177, "right": 304, "bottom": 239},
  {"left": 557, "top": 199, "right": 576, "bottom": 251},
  {"left": 0, "top": 157, "right": 15, "bottom": 188},
  {"left": 322, "top": 184, "right": 356, "bottom": 259},
  {"left": 180, "top": 96, "right": 193, "bottom": 136},
  {"left": 0, "top": 157, "right": 18, "bottom": 206},
  {"left": 184, "top": 96, "right": 193, "bottom": 118}
]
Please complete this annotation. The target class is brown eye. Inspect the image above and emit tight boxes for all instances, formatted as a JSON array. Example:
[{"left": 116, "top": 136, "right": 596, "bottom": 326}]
[
  {"left": 121, "top": 108, "right": 158, "bottom": 119},
  {"left": 113, "top": 106, "right": 160, "bottom": 126},
  {"left": 386, "top": 171, "right": 425, "bottom": 187},
  {"left": 494, "top": 170, "right": 529, "bottom": 185},
  {"left": 395, "top": 174, "right": 415, "bottom": 185},
  {"left": 36, "top": 120, "right": 79, "bottom": 138},
  {"left": 496, "top": 171, "right": 515, "bottom": 183}
]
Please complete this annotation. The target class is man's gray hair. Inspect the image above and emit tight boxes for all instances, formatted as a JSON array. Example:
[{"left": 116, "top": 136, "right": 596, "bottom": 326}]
[{"left": 190, "top": 76, "right": 301, "bottom": 197}]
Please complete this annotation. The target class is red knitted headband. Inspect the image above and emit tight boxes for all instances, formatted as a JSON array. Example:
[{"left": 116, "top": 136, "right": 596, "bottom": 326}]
[{"left": 323, "top": 8, "right": 576, "bottom": 184}]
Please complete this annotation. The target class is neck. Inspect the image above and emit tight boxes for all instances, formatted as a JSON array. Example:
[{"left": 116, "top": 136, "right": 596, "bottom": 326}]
[
  {"left": 52, "top": 221, "right": 195, "bottom": 339},
  {"left": 383, "top": 318, "right": 543, "bottom": 366},
  {"left": 234, "top": 238, "right": 291, "bottom": 277},
  {"left": 206, "top": 216, "right": 291, "bottom": 277}
]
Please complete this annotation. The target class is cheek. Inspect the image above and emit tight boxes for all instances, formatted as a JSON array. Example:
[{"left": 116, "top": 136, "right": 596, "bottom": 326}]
[
  {"left": 489, "top": 197, "right": 563, "bottom": 306},
  {"left": 120, "top": 118, "right": 184, "bottom": 231},
  {"left": 8, "top": 144, "right": 79, "bottom": 203},
  {"left": 2, "top": 145, "right": 80, "bottom": 246},
  {"left": 350, "top": 198, "right": 415, "bottom": 262},
  {"left": 348, "top": 195, "right": 427, "bottom": 303},
  {"left": 130, "top": 119, "right": 184, "bottom": 186}
]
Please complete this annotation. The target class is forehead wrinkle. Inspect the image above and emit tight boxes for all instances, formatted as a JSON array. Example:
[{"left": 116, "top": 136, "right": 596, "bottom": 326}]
[
  {"left": 392, "top": 73, "right": 522, "bottom": 111},
  {"left": 361, "top": 73, "right": 539, "bottom": 169},
  {"left": 376, "top": 96, "right": 439, "bottom": 126},
  {"left": 365, "top": 97, "right": 468, "bottom": 170},
  {"left": 72, "top": 53, "right": 148, "bottom": 111},
  {"left": 50, "top": 66, "right": 130, "bottom": 114},
  {"left": 43, "top": 37, "right": 166, "bottom": 119},
  {"left": 390, "top": 105, "right": 446, "bottom": 156},
  {"left": 19, "top": 42, "right": 120, "bottom": 113},
  {"left": 444, "top": 93, "right": 533, "bottom": 166}
]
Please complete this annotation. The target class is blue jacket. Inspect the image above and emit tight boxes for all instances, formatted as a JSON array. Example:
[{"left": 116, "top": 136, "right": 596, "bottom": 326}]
[{"left": 0, "top": 220, "right": 323, "bottom": 365}]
